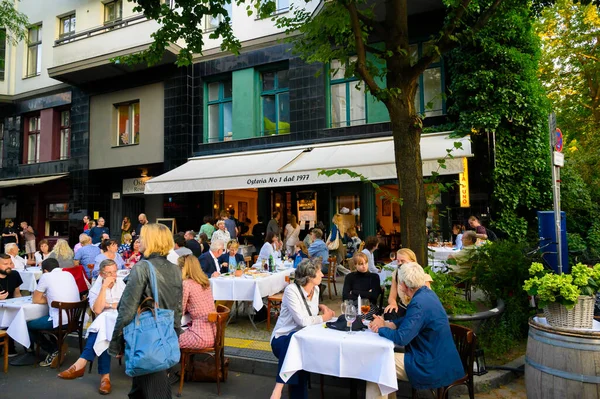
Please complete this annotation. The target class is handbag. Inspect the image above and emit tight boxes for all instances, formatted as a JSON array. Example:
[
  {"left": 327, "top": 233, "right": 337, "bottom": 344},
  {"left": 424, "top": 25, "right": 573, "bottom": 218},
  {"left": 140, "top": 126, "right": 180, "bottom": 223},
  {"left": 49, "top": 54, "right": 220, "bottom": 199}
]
[
  {"left": 327, "top": 228, "right": 340, "bottom": 251},
  {"left": 123, "top": 260, "right": 181, "bottom": 377}
]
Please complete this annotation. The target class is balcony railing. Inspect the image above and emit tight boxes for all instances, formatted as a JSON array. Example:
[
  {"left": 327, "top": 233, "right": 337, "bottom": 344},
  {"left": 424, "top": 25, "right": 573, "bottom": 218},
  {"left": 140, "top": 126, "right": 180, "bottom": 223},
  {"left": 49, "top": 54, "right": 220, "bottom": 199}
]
[{"left": 54, "top": 14, "right": 147, "bottom": 46}]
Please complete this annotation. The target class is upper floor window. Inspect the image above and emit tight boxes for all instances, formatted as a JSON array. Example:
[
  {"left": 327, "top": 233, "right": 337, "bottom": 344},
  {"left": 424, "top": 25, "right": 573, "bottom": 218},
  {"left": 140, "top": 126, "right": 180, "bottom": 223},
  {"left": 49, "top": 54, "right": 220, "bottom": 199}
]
[
  {"left": 104, "top": 0, "right": 123, "bottom": 24},
  {"left": 207, "top": 80, "right": 232, "bottom": 143},
  {"left": 115, "top": 101, "right": 139, "bottom": 146},
  {"left": 275, "top": 0, "right": 289, "bottom": 13},
  {"left": 261, "top": 69, "right": 290, "bottom": 135},
  {"left": 59, "top": 13, "right": 76, "bottom": 38},
  {"left": 0, "top": 30, "right": 5, "bottom": 81},
  {"left": 27, "top": 115, "right": 40, "bottom": 164},
  {"left": 330, "top": 57, "right": 366, "bottom": 127},
  {"left": 26, "top": 25, "right": 42, "bottom": 78},
  {"left": 60, "top": 110, "right": 70, "bottom": 160},
  {"left": 205, "top": 2, "right": 232, "bottom": 31},
  {"left": 410, "top": 42, "right": 444, "bottom": 117}
]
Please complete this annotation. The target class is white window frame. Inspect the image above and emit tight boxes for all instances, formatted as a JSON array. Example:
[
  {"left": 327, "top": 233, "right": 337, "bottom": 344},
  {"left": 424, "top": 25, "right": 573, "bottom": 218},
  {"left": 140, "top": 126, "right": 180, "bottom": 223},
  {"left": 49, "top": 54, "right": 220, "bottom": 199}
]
[
  {"left": 59, "top": 13, "right": 76, "bottom": 38},
  {"left": 205, "top": 2, "right": 232, "bottom": 31},
  {"left": 104, "top": 0, "right": 123, "bottom": 24},
  {"left": 26, "top": 25, "right": 42, "bottom": 78},
  {"left": 115, "top": 101, "right": 140, "bottom": 146},
  {"left": 59, "top": 110, "right": 70, "bottom": 160}
]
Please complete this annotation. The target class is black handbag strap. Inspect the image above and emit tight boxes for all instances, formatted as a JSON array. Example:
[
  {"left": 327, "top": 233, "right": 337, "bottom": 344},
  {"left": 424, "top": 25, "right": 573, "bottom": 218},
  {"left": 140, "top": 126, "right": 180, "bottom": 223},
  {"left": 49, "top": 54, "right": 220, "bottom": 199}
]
[{"left": 295, "top": 283, "right": 313, "bottom": 317}]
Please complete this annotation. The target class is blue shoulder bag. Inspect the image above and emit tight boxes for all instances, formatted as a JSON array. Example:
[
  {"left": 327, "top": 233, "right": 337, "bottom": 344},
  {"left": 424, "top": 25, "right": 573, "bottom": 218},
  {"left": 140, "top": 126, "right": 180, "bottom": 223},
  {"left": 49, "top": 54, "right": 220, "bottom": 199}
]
[{"left": 123, "top": 260, "right": 180, "bottom": 377}]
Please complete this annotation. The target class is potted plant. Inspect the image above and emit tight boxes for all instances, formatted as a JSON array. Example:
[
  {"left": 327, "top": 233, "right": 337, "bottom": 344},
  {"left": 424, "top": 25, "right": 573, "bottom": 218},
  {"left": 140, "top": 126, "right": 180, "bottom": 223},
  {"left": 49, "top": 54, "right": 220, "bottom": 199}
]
[{"left": 523, "top": 262, "right": 600, "bottom": 329}]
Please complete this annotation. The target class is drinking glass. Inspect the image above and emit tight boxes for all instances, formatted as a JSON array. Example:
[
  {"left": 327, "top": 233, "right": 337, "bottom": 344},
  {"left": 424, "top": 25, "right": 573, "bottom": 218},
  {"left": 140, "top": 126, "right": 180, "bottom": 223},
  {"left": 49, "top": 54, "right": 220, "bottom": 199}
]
[
  {"left": 346, "top": 305, "right": 357, "bottom": 334},
  {"left": 239, "top": 261, "right": 246, "bottom": 272},
  {"left": 361, "top": 302, "right": 371, "bottom": 315},
  {"left": 262, "top": 260, "right": 268, "bottom": 271},
  {"left": 389, "top": 252, "right": 396, "bottom": 262}
]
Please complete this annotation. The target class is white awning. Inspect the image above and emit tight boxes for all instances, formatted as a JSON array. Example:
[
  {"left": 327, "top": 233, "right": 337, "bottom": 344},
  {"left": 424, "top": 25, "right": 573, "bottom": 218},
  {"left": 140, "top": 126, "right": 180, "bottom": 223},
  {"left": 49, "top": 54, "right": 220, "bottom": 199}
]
[
  {"left": 145, "top": 132, "right": 471, "bottom": 194},
  {"left": 0, "top": 173, "right": 68, "bottom": 188}
]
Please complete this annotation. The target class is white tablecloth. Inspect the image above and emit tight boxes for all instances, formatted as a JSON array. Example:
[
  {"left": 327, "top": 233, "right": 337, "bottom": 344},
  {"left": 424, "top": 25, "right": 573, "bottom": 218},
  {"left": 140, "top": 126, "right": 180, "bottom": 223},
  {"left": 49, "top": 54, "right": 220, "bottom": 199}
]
[
  {"left": 17, "top": 267, "right": 42, "bottom": 292},
  {"left": 210, "top": 268, "right": 294, "bottom": 311},
  {"left": 87, "top": 310, "right": 118, "bottom": 356},
  {"left": 428, "top": 247, "right": 458, "bottom": 272},
  {"left": 280, "top": 322, "right": 398, "bottom": 395},
  {"left": 0, "top": 296, "right": 48, "bottom": 348}
]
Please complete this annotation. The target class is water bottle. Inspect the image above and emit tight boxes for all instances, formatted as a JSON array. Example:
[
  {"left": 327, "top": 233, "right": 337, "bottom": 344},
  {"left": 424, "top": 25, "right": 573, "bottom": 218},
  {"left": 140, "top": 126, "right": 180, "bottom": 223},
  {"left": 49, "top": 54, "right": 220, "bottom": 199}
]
[{"left": 269, "top": 255, "right": 274, "bottom": 273}]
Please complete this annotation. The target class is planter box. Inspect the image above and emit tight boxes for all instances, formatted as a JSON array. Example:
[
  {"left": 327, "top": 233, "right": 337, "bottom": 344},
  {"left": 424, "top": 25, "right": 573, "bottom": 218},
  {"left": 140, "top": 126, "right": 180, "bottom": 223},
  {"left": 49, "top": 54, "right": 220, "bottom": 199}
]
[{"left": 543, "top": 295, "right": 595, "bottom": 329}]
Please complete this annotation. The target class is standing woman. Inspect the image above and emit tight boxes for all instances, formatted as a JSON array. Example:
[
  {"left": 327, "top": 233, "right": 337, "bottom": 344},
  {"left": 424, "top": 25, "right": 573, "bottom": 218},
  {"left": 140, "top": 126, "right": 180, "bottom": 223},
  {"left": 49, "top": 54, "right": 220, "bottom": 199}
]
[
  {"left": 109, "top": 223, "right": 183, "bottom": 399},
  {"left": 120, "top": 217, "right": 132, "bottom": 244},
  {"left": 270, "top": 259, "right": 335, "bottom": 399},
  {"left": 283, "top": 215, "right": 301, "bottom": 256},
  {"left": 326, "top": 214, "right": 346, "bottom": 263}
]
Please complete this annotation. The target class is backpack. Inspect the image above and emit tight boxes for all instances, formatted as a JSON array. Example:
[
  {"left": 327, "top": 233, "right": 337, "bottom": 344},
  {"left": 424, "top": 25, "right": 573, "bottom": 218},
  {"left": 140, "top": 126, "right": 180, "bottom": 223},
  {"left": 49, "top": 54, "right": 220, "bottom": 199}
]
[{"left": 485, "top": 227, "right": 498, "bottom": 242}]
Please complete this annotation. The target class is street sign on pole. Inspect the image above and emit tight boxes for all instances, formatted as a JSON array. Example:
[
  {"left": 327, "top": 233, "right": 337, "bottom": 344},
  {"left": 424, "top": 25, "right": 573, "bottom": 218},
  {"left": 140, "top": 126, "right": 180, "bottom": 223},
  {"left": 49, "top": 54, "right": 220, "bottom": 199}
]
[{"left": 549, "top": 113, "right": 563, "bottom": 274}]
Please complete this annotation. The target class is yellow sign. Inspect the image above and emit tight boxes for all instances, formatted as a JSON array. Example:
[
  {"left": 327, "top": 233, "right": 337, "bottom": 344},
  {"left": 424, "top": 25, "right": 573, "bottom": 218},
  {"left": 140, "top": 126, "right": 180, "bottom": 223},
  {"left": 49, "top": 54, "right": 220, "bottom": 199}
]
[
  {"left": 459, "top": 158, "right": 470, "bottom": 208},
  {"left": 93, "top": 211, "right": 99, "bottom": 220}
]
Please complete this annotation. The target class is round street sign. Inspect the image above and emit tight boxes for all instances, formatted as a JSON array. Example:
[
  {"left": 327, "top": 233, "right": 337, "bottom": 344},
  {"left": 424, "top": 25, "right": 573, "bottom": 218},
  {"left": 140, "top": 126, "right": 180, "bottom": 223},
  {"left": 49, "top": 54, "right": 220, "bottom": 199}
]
[{"left": 555, "top": 128, "right": 563, "bottom": 152}]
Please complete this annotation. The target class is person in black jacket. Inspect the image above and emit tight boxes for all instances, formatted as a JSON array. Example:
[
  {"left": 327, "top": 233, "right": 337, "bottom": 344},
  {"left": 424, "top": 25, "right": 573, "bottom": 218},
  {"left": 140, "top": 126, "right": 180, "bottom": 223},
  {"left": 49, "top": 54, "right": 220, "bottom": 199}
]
[
  {"left": 252, "top": 215, "right": 267, "bottom": 253},
  {"left": 342, "top": 252, "right": 382, "bottom": 306},
  {"left": 198, "top": 240, "right": 225, "bottom": 278},
  {"left": 184, "top": 230, "right": 202, "bottom": 257},
  {"left": 217, "top": 240, "right": 245, "bottom": 272}
]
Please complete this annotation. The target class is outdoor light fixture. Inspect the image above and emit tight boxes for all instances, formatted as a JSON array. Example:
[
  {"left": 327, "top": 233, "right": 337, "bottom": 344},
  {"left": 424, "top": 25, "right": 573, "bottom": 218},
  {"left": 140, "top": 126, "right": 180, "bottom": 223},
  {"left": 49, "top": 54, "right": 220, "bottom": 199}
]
[
  {"left": 275, "top": 202, "right": 281, "bottom": 208},
  {"left": 473, "top": 348, "right": 488, "bottom": 376},
  {"left": 140, "top": 168, "right": 148, "bottom": 177},
  {"left": 213, "top": 203, "right": 218, "bottom": 209}
]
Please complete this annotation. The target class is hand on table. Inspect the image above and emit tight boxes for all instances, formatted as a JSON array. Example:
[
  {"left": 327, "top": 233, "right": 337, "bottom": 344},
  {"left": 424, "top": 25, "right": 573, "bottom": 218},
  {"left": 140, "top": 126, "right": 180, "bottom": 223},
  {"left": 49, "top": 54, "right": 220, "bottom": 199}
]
[
  {"left": 0, "top": 290, "right": 8, "bottom": 300},
  {"left": 369, "top": 315, "right": 386, "bottom": 333},
  {"left": 212, "top": 271, "right": 220, "bottom": 278}
]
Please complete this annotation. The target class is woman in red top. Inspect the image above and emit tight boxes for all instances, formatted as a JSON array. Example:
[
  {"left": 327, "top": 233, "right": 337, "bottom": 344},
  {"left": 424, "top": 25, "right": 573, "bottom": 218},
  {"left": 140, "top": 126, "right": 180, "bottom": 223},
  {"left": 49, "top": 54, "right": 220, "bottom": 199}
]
[{"left": 178, "top": 255, "right": 216, "bottom": 349}]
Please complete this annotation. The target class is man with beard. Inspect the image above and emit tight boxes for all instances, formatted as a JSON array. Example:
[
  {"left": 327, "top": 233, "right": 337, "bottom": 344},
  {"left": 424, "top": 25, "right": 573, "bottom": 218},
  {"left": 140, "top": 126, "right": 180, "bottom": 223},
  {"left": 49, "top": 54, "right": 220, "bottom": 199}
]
[{"left": 0, "top": 253, "right": 22, "bottom": 358}]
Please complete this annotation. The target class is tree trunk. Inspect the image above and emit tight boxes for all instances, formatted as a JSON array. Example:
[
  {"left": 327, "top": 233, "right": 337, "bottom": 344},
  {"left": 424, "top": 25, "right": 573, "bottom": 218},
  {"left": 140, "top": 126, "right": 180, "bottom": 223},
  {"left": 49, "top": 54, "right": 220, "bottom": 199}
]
[{"left": 388, "top": 98, "right": 428, "bottom": 266}]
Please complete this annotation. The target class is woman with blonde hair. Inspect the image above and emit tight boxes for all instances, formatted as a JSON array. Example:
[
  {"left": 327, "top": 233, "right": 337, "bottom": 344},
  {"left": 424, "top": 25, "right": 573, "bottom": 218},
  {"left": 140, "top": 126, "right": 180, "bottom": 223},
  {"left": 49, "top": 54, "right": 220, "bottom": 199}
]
[
  {"left": 109, "top": 223, "right": 182, "bottom": 398},
  {"left": 326, "top": 213, "right": 346, "bottom": 263},
  {"left": 178, "top": 255, "right": 217, "bottom": 349},
  {"left": 284, "top": 214, "right": 301, "bottom": 256},
  {"left": 384, "top": 248, "right": 417, "bottom": 314},
  {"left": 48, "top": 239, "right": 75, "bottom": 269}
]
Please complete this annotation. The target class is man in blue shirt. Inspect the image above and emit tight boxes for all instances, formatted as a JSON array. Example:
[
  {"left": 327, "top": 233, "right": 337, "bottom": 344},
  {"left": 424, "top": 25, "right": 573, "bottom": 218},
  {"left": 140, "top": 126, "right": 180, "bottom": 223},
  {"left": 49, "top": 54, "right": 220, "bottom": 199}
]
[
  {"left": 308, "top": 228, "right": 329, "bottom": 273},
  {"left": 367, "top": 263, "right": 464, "bottom": 398},
  {"left": 74, "top": 234, "right": 101, "bottom": 278},
  {"left": 89, "top": 217, "right": 109, "bottom": 244}
]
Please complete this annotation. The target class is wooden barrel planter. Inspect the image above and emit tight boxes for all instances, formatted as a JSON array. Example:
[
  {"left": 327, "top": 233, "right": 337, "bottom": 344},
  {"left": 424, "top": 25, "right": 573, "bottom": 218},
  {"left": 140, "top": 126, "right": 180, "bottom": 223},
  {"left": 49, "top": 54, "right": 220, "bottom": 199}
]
[{"left": 526, "top": 317, "right": 600, "bottom": 398}]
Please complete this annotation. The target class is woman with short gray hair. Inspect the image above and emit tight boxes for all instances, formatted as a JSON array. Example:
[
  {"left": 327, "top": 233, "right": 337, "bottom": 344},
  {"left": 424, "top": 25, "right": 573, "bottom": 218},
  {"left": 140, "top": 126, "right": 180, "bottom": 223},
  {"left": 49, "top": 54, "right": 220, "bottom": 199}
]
[{"left": 269, "top": 259, "right": 335, "bottom": 399}]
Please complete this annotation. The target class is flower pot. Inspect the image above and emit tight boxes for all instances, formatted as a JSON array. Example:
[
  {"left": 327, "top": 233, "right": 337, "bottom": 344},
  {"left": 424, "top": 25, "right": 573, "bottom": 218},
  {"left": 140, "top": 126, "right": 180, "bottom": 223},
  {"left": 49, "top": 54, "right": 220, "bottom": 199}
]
[{"left": 543, "top": 295, "right": 595, "bottom": 329}]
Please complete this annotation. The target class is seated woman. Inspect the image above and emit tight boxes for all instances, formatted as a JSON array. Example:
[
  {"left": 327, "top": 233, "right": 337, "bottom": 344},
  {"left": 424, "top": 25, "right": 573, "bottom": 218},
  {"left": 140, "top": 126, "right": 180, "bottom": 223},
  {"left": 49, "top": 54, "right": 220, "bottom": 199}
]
[
  {"left": 93, "top": 239, "right": 125, "bottom": 278},
  {"left": 126, "top": 239, "right": 142, "bottom": 268},
  {"left": 384, "top": 248, "right": 417, "bottom": 315},
  {"left": 118, "top": 233, "right": 133, "bottom": 259},
  {"left": 198, "top": 233, "right": 210, "bottom": 254},
  {"left": 218, "top": 239, "right": 244, "bottom": 273},
  {"left": 257, "top": 232, "right": 278, "bottom": 263},
  {"left": 270, "top": 259, "right": 335, "bottom": 399},
  {"left": 178, "top": 255, "right": 217, "bottom": 349},
  {"left": 361, "top": 236, "right": 380, "bottom": 274},
  {"left": 58, "top": 259, "right": 126, "bottom": 395},
  {"left": 34, "top": 239, "right": 51, "bottom": 266},
  {"left": 48, "top": 239, "right": 74, "bottom": 269},
  {"left": 367, "top": 263, "right": 464, "bottom": 399},
  {"left": 292, "top": 242, "right": 308, "bottom": 268},
  {"left": 342, "top": 252, "right": 382, "bottom": 309}
]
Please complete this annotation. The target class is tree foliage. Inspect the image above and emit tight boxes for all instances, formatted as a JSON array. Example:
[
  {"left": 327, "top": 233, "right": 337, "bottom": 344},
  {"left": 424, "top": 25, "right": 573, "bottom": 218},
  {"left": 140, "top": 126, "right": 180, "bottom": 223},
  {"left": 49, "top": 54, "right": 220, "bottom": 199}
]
[{"left": 0, "top": 0, "right": 28, "bottom": 45}]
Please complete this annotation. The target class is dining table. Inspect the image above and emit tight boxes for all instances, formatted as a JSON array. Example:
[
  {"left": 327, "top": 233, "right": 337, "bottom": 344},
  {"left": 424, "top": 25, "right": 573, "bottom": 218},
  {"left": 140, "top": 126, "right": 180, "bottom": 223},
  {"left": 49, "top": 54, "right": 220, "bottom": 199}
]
[
  {"left": 0, "top": 295, "right": 48, "bottom": 348},
  {"left": 16, "top": 266, "right": 42, "bottom": 292},
  {"left": 279, "top": 320, "right": 398, "bottom": 396},
  {"left": 428, "top": 246, "right": 458, "bottom": 272}
]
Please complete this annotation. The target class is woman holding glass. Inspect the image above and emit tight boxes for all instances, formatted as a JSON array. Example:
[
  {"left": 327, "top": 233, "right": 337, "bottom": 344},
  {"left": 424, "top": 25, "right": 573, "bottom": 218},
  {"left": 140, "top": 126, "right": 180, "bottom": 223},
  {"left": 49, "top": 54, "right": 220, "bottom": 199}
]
[
  {"left": 270, "top": 259, "right": 335, "bottom": 399},
  {"left": 218, "top": 239, "right": 244, "bottom": 272}
]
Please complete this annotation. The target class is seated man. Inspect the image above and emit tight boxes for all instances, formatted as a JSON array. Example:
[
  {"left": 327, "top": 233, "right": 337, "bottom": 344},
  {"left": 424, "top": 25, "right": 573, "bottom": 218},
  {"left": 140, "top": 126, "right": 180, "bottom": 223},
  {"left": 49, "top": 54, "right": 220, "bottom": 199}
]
[
  {"left": 0, "top": 253, "right": 22, "bottom": 357},
  {"left": 367, "top": 263, "right": 464, "bottom": 398},
  {"left": 447, "top": 230, "right": 477, "bottom": 275},
  {"left": 174, "top": 234, "right": 193, "bottom": 257},
  {"left": 184, "top": 230, "right": 202, "bottom": 257},
  {"left": 5, "top": 242, "right": 27, "bottom": 270},
  {"left": 58, "top": 259, "right": 126, "bottom": 395},
  {"left": 308, "top": 228, "right": 329, "bottom": 273},
  {"left": 74, "top": 234, "right": 101, "bottom": 279},
  {"left": 29, "top": 258, "right": 80, "bottom": 368},
  {"left": 198, "top": 239, "right": 225, "bottom": 278},
  {"left": 342, "top": 252, "right": 382, "bottom": 309}
]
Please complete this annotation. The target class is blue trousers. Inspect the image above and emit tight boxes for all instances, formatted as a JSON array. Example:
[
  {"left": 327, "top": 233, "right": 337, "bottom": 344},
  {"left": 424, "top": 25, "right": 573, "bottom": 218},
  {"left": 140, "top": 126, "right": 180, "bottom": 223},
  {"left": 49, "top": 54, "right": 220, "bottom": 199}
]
[
  {"left": 272, "top": 332, "right": 309, "bottom": 399},
  {"left": 81, "top": 332, "right": 111, "bottom": 375},
  {"left": 27, "top": 316, "right": 55, "bottom": 352}
]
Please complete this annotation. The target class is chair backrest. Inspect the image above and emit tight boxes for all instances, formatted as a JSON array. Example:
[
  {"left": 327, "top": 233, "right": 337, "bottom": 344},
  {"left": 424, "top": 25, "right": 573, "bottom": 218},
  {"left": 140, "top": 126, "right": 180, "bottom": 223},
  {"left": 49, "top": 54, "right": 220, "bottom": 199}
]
[
  {"left": 51, "top": 299, "right": 88, "bottom": 335},
  {"left": 208, "top": 304, "right": 230, "bottom": 350},
  {"left": 327, "top": 257, "right": 337, "bottom": 278},
  {"left": 244, "top": 255, "right": 252, "bottom": 264},
  {"left": 449, "top": 323, "right": 476, "bottom": 378}
]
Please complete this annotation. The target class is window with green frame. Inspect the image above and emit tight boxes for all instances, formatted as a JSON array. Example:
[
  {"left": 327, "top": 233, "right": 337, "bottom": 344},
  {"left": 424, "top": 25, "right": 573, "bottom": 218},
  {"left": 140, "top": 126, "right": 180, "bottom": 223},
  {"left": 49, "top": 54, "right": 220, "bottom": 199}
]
[
  {"left": 261, "top": 69, "right": 290, "bottom": 135},
  {"left": 410, "top": 42, "right": 445, "bottom": 117},
  {"left": 330, "top": 57, "right": 367, "bottom": 127},
  {"left": 207, "top": 80, "right": 232, "bottom": 142}
]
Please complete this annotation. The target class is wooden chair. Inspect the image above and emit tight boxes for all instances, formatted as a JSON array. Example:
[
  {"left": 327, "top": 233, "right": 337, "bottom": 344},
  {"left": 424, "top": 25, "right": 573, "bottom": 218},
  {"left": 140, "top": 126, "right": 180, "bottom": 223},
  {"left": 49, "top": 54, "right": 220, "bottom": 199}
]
[
  {"left": 35, "top": 299, "right": 88, "bottom": 370},
  {"left": 0, "top": 330, "right": 8, "bottom": 373},
  {"left": 411, "top": 324, "right": 475, "bottom": 399},
  {"left": 178, "top": 305, "right": 231, "bottom": 397},
  {"left": 323, "top": 257, "right": 338, "bottom": 300},
  {"left": 244, "top": 255, "right": 252, "bottom": 265},
  {"left": 266, "top": 276, "right": 290, "bottom": 330},
  {"left": 252, "top": 255, "right": 259, "bottom": 265}
]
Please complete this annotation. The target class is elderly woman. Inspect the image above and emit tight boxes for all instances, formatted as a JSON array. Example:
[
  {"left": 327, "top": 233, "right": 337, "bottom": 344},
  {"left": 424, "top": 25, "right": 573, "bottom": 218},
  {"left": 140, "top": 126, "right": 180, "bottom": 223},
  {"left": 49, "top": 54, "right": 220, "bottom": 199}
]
[
  {"left": 270, "top": 259, "right": 335, "bottom": 399},
  {"left": 257, "top": 232, "right": 278, "bottom": 263},
  {"left": 109, "top": 223, "right": 183, "bottom": 398},
  {"left": 178, "top": 255, "right": 216, "bottom": 349},
  {"left": 367, "top": 263, "right": 464, "bottom": 399},
  {"left": 93, "top": 239, "right": 125, "bottom": 278},
  {"left": 48, "top": 239, "right": 74, "bottom": 269},
  {"left": 211, "top": 219, "right": 231, "bottom": 243},
  {"left": 342, "top": 252, "right": 382, "bottom": 307},
  {"left": 218, "top": 240, "right": 244, "bottom": 272},
  {"left": 58, "top": 259, "right": 126, "bottom": 394}
]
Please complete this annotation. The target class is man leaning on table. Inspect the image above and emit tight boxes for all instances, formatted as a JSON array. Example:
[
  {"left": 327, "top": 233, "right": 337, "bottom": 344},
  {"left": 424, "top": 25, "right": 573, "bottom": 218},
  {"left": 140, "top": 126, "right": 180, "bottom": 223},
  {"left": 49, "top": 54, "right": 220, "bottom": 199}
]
[
  {"left": 367, "top": 262, "right": 464, "bottom": 399},
  {"left": 28, "top": 258, "right": 80, "bottom": 368},
  {"left": 0, "top": 253, "right": 22, "bottom": 357},
  {"left": 5, "top": 242, "right": 27, "bottom": 270},
  {"left": 199, "top": 239, "right": 225, "bottom": 278}
]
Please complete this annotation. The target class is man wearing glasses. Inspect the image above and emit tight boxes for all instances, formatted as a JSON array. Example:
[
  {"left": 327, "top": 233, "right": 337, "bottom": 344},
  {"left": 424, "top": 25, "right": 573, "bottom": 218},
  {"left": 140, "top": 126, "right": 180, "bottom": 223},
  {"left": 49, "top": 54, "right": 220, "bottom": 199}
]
[{"left": 198, "top": 240, "right": 225, "bottom": 278}]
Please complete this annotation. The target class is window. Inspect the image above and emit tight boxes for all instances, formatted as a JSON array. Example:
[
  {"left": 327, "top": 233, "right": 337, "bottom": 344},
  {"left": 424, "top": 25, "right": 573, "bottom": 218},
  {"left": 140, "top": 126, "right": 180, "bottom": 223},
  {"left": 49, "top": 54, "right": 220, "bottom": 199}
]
[
  {"left": 275, "top": 0, "right": 289, "bottom": 13},
  {"left": 104, "top": 0, "right": 122, "bottom": 24},
  {"left": 205, "top": 2, "right": 232, "bottom": 30},
  {"left": 207, "top": 80, "right": 232, "bottom": 142},
  {"left": 27, "top": 116, "right": 40, "bottom": 164},
  {"left": 60, "top": 110, "right": 70, "bottom": 160},
  {"left": 115, "top": 101, "right": 140, "bottom": 146},
  {"left": 59, "top": 13, "right": 76, "bottom": 38},
  {"left": 0, "top": 29, "right": 5, "bottom": 81},
  {"left": 261, "top": 69, "right": 290, "bottom": 135},
  {"left": 26, "top": 25, "right": 42, "bottom": 78},
  {"left": 330, "top": 57, "right": 366, "bottom": 127},
  {"left": 410, "top": 42, "right": 444, "bottom": 117}
]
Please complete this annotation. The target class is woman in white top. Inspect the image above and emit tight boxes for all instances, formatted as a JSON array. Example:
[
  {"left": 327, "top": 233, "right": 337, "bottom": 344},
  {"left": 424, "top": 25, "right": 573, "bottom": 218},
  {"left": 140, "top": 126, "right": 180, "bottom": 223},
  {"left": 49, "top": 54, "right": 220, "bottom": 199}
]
[
  {"left": 270, "top": 259, "right": 335, "bottom": 399},
  {"left": 257, "top": 232, "right": 278, "bottom": 263},
  {"left": 361, "top": 236, "right": 380, "bottom": 274},
  {"left": 211, "top": 220, "right": 231, "bottom": 243},
  {"left": 34, "top": 239, "right": 51, "bottom": 266},
  {"left": 283, "top": 214, "right": 301, "bottom": 256}
]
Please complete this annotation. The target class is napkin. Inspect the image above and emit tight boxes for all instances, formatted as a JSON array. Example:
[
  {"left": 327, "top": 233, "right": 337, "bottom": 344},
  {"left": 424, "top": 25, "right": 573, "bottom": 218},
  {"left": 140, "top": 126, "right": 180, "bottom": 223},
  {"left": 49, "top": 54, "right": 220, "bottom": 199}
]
[{"left": 326, "top": 315, "right": 367, "bottom": 331}]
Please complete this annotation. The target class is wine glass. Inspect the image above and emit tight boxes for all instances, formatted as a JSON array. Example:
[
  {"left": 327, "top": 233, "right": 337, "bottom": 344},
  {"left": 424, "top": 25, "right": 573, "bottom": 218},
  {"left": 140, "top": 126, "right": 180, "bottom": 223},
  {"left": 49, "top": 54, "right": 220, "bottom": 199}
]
[
  {"left": 345, "top": 304, "right": 357, "bottom": 334},
  {"left": 239, "top": 261, "right": 246, "bottom": 272}
]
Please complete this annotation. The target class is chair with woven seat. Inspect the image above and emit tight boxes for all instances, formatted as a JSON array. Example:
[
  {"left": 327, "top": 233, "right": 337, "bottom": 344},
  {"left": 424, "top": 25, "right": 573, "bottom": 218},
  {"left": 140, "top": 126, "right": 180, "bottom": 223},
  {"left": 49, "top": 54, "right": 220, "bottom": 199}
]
[
  {"left": 411, "top": 323, "right": 475, "bottom": 399},
  {"left": 0, "top": 330, "right": 8, "bottom": 373},
  {"left": 178, "top": 304, "right": 231, "bottom": 397},
  {"left": 266, "top": 276, "right": 290, "bottom": 330},
  {"left": 35, "top": 299, "right": 88, "bottom": 371}
]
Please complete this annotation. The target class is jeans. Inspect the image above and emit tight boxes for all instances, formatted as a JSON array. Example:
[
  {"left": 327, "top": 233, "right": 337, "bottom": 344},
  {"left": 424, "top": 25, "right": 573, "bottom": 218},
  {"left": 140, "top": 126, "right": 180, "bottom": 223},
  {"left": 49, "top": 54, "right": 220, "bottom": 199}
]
[
  {"left": 80, "top": 332, "right": 111, "bottom": 375},
  {"left": 271, "top": 332, "right": 308, "bottom": 399},
  {"left": 27, "top": 316, "right": 55, "bottom": 352}
]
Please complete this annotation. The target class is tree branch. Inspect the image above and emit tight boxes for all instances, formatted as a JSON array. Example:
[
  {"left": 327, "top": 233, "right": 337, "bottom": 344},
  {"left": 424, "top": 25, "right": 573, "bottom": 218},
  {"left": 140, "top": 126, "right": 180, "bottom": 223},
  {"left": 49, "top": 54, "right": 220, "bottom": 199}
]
[{"left": 356, "top": 9, "right": 386, "bottom": 38}]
